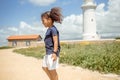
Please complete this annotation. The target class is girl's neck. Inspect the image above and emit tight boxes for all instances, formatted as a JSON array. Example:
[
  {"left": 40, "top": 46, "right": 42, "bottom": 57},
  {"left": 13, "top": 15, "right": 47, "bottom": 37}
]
[{"left": 48, "top": 23, "right": 54, "bottom": 28}]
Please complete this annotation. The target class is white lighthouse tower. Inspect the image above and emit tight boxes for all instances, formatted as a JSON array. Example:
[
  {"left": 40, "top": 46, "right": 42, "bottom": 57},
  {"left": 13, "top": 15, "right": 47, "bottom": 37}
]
[{"left": 81, "top": 0, "right": 100, "bottom": 40}]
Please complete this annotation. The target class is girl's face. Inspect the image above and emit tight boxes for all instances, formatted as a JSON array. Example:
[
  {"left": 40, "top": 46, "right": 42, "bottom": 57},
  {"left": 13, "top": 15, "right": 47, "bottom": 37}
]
[{"left": 42, "top": 17, "right": 53, "bottom": 28}]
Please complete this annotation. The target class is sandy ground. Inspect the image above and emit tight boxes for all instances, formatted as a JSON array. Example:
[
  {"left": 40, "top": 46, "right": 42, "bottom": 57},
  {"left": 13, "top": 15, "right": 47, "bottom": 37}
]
[{"left": 0, "top": 48, "right": 120, "bottom": 80}]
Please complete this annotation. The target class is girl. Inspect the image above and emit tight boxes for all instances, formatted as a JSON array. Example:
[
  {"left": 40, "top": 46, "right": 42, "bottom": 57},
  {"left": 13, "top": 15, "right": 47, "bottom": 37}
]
[{"left": 41, "top": 7, "right": 62, "bottom": 80}]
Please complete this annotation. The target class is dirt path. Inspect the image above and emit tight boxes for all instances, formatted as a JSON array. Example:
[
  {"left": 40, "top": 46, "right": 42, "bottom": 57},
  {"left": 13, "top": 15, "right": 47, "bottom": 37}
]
[{"left": 0, "top": 49, "right": 120, "bottom": 80}]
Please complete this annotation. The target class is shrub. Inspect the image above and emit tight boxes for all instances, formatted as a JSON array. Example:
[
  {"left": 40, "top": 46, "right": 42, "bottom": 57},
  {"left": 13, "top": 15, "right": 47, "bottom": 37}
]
[
  {"left": 60, "top": 42, "right": 120, "bottom": 74},
  {"left": 13, "top": 46, "right": 45, "bottom": 59},
  {"left": 0, "top": 46, "right": 13, "bottom": 49},
  {"left": 14, "top": 41, "right": 120, "bottom": 74},
  {"left": 115, "top": 37, "right": 120, "bottom": 39}
]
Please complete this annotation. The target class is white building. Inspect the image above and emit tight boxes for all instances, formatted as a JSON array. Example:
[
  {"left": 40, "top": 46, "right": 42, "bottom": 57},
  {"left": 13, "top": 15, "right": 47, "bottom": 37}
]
[{"left": 81, "top": 0, "right": 100, "bottom": 40}]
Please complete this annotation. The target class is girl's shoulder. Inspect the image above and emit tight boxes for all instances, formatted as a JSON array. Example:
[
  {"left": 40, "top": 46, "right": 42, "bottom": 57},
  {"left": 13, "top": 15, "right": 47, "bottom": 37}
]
[
  {"left": 50, "top": 25, "right": 58, "bottom": 31},
  {"left": 50, "top": 26, "right": 59, "bottom": 35}
]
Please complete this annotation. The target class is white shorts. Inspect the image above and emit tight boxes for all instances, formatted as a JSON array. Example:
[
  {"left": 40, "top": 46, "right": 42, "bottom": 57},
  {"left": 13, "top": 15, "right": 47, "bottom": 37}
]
[{"left": 42, "top": 54, "right": 59, "bottom": 70}]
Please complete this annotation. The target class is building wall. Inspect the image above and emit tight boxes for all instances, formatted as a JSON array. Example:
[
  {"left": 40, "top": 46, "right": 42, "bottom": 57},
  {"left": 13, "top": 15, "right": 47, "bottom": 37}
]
[{"left": 8, "top": 39, "right": 41, "bottom": 47}]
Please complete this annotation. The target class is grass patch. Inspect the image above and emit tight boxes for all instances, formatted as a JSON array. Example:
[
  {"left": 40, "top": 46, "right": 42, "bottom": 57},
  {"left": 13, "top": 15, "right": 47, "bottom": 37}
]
[
  {"left": 14, "top": 41, "right": 120, "bottom": 74},
  {"left": 0, "top": 46, "right": 13, "bottom": 49},
  {"left": 60, "top": 42, "right": 120, "bottom": 74},
  {"left": 115, "top": 37, "right": 120, "bottom": 39},
  {"left": 13, "top": 46, "right": 45, "bottom": 59}
]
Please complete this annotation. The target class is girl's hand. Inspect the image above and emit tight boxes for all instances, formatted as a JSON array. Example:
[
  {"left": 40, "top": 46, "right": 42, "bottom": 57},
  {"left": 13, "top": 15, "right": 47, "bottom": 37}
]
[{"left": 52, "top": 53, "right": 57, "bottom": 61}]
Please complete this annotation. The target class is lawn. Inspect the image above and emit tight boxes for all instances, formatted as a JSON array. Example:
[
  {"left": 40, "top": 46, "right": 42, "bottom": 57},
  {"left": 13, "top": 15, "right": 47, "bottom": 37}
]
[
  {"left": 13, "top": 41, "right": 120, "bottom": 74},
  {"left": 0, "top": 46, "right": 13, "bottom": 49}
]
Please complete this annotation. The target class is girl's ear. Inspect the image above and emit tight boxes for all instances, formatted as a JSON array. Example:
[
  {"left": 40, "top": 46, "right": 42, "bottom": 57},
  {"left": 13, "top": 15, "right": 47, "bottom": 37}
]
[{"left": 48, "top": 17, "right": 53, "bottom": 22}]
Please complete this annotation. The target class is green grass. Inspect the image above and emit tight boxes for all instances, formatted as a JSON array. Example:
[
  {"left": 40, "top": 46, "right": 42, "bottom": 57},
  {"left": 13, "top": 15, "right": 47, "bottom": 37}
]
[
  {"left": 13, "top": 46, "right": 45, "bottom": 59},
  {"left": 13, "top": 41, "right": 120, "bottom": 74},
  {"left": 0, "top": 46, "right": 13, "bottom": 49},
  {"left": 60, "top": 42, "right": 120, "bottom": 74},
  {"left": 115, "top": 37, "right": 120, "bottom": 39}
]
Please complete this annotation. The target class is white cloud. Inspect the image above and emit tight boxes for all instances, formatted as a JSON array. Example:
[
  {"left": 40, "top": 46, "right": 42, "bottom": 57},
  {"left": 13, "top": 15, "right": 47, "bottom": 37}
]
[
  {"left": 96, "top": 0, "right": 120, "bottom": 38},
  {"left": 20, "top": 21, "right": 31, "bottom": 29},
  {"left": 20, "top": 0, "right": 26, "bottom": 5},
  {"left": 56, "top": 14, "right": 83, "bottom": 40},
  {"left": 8, "top": 27, "right": 18, "bottom": 32},
  {"left": 19, "top": 21, "right": 46, "bottom": 36},
  {"left": 1, "top": 0, "right": 120, "bottom": 46},
  {"left": 0, "top": 27, "right": 19, "bottom": 46},
  {"left": 57, "top": 0, "right": 120, "bottom": 40},
  {"left": 96, "top": 3, "right": 106, "bottom": 16},
  {"left": 0, "top": 21, "right": 46, "bottom": 46},
  {"left": 61, "top": 1, "right": 72, "bottom": 6},
  {"left": 28, "top": 0, "right": 56, "bottom": 6}
]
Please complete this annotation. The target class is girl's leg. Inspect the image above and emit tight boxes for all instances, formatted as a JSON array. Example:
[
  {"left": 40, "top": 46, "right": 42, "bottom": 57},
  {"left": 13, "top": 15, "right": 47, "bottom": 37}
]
[
  {"left": 49, "top": 69, "right": 58, "bottom": 80},
  {"left": 42, "top": 67, "right": 52, "bottom": 80}
]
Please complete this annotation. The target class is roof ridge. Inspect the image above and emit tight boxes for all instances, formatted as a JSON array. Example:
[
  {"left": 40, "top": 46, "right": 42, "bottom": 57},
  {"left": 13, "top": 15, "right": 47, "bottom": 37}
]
[{"left": 7, "top": 34, "right": 42, "bottom": 40}]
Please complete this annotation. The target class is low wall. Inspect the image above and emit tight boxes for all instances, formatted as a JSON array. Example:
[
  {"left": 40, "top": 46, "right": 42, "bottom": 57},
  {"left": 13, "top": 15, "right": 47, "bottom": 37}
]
[{"left": 60, "top": 39, "right": 117, "bottom": 45}]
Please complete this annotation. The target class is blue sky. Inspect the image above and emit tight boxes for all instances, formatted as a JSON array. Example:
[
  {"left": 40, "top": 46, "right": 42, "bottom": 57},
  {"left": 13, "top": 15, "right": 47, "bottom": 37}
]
[
  {"left": 0, "top": 0, "right": 120, "bottom": 46},
  {"left": 0, "top": 0, "right": 108, "bottom": 26},
  {"left": 0, "top": 0, "right": 80, "bottom": 26}
]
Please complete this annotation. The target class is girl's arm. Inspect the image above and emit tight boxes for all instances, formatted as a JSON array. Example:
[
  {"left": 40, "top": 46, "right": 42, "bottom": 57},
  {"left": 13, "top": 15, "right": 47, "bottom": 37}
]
[
  {"left": 52, "top": 35, "right": 58, "bottom": 61},
  {"left": 53, "top": 35, "right": 58, "bottom": 52}
]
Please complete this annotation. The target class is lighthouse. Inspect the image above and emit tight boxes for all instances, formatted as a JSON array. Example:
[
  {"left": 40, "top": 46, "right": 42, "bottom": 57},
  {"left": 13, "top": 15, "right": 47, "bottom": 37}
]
[{"left": 81, "top": 0, "right": 100, "bottom": 40}]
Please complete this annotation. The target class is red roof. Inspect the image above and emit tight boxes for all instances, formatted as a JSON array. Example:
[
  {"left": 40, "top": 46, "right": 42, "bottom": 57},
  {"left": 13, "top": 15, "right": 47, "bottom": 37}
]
[{"left": 7, "top": 34, "right": 42, "bottom": 40}]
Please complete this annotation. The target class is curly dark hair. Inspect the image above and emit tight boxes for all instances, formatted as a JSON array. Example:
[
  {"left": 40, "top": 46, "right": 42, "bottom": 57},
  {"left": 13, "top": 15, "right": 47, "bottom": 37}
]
[{"left": 41, "top": 7, "right": 63, "bottom": 24}]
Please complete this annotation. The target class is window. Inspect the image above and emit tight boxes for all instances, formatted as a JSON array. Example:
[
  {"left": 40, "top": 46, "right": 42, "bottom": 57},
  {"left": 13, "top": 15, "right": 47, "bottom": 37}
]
[
  {"left": 12, "top": 41, "right": 17, "bottom": 47},
  {"left": 91, "top": 19, "right": 93, "bottom": 22},
  {"left": 38, "top": 38, "right": 41, "bottom": 41},
  {"left": 26, "top": 41, "right": 31, "bottom": 46}
]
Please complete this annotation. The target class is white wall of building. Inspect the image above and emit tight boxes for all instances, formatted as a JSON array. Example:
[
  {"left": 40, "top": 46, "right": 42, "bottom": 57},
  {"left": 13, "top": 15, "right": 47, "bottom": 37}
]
[{"left": 82, "top": 0, "right": 100, "bottom": 40}]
